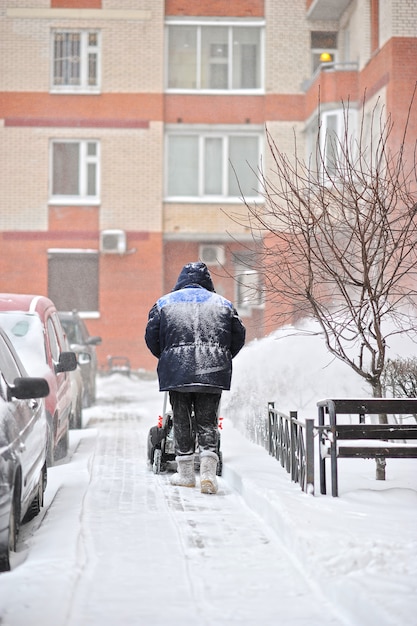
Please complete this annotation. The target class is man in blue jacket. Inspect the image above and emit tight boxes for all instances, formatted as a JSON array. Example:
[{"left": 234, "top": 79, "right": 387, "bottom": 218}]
[{"left": 145, "top": 262, "right": 246, "bottom": 494}]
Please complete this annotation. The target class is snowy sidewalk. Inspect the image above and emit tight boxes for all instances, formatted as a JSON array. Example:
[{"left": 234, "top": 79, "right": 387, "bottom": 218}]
[
  {"left": 0, "top": 375, "right": 415, "bottom": 626},
  {"left": 0, "top": 405, "right": 344, "bottom": 626},
  {"left": 221, "top": 423, "right": 417, "bottom": 626}
]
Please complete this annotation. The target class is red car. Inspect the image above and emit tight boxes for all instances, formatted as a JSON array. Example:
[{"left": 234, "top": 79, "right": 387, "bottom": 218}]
[{"left": 0, "top": 294, "right": 77, "bottom": 465}]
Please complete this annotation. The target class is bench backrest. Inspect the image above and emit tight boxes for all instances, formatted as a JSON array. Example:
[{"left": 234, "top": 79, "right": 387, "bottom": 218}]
[{"left": 333, "top": 424, "right": 417, "bottom": 439}]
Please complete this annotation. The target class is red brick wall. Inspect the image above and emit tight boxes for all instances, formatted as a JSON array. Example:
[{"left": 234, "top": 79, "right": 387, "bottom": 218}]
[
  {"left": 165, "top": 95, "right": 265, "bottom": 124},
  {"left": 0, "top": 93, "right": 163, "bottom": 124},
  {"left": 0, "top": 228, "right": 163, "bottom": 372},
  {"left": 0, "top": 235, "right": 50, "bottom": 296},
  {"left": 371, "top": 0, "right": 379, "bottom": 53},
  {"left": 51, "top": 1, "right": 101, "bottom": 7},
  {"left": 305, "top": 71, "right": 359, "bottom": 118},
  {"left": 386, "top": 38, "right": 417, "bottom": 163},
  {"left": 359, "top": 37, "right": 417, "bottom": 170},
  {"left": 163, "top": 240, "right": 263, "bottom": 343},
  {"left": 98, "top": 232, "right": 159, "bottom": 371},
  {"left": 165, "top": 0, "right": 264, "bottom": 17}
]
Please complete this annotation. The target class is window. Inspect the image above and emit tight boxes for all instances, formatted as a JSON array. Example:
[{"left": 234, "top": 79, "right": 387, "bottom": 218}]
[
  {"left": 166, "top": 129, "right": 262, "bottom": 200},
  {"left": 48, "top": 250, "right": 99, "bottom": 313},
  {"left": 50, "top": 140, "right": 100, "bottom": 203},
  {"left": 236, "top": 270, "right": 262, "bottom": 309},
  {"left": 311, "top": 31, "right": 338, "bottom": 74},
  {"left": 52, "top": 30, "right": 100, "bottom": 92},
  {"left": 306, "top": 108, "right": 357, "bottom": 178},
  {"left": 166, "top": 21, "right": 263, "bottom": 91}
]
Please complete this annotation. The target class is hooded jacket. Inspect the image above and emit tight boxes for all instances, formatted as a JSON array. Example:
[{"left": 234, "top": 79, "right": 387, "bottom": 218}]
[{"left": 145, "top": 262, "right": 246, "bottom": 391}]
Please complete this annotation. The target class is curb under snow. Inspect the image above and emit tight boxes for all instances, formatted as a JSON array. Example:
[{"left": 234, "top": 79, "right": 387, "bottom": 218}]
[{"left": 221, "top": 422, "right": 403, "bottom": 626}]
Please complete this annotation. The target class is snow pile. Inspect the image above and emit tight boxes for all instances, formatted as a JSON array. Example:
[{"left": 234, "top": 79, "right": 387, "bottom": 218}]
[{"left": 223, "top": 319, "right": 417, "bottom": 436}]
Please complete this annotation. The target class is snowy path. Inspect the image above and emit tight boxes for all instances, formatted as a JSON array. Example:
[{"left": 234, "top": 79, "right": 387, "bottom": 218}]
[
  {"left": 66, "top": 414, "right": 343, "bottom": 626},
  {"left": 1, "top": 374, "right": 415, "bottom": 625},
  {"left": 0, "top": 405, "right": 344, "bottom": 626}
]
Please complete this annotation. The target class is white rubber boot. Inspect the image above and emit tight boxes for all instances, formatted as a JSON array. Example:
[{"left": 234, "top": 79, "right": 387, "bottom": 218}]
[
  {"left": 200, "top": 451, "right": 219, "bottom": 494},
  {"left": 170, "top": 454, "right": 196, "bottom": 488}
]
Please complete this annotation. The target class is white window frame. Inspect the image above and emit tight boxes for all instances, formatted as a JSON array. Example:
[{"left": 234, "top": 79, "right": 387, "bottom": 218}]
[
  {"left": 310, "top": 31, "right": 338, "bottom": 76},
  {"left": 165, "top": 126, "right": 263, "bottom": 202},
  {"left": 51, "top": 30, "right": 101, "bottom": 94},
  {"left": 320, "top": 110, "right": 344, "bottom": 176},
  {"left": 235, "top": 268, "right": 264, "bottom": 313},
  {"left": 306, "top": 108, "right": 357, "bottom": 179},
  {"left": 165, "top": 18, "right": 265, "bottom": 94},
  {"left": 49, "top": 139, "right": 100, "bottom": 205}
]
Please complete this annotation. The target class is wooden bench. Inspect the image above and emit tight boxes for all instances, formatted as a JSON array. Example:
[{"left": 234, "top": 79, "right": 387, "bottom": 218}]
[{"left": 317, "top": 398, "right": 417, "bottom": 496}]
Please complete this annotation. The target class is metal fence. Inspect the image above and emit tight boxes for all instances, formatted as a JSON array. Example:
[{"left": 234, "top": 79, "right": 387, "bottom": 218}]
[{"left": 266, "top": 402, "right": 315, "bottom": 494}]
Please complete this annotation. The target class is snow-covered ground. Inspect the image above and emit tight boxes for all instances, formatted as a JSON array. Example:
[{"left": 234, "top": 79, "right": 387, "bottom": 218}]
[{"left": 0, "top": 326, "right": 416, "bottom": 625}]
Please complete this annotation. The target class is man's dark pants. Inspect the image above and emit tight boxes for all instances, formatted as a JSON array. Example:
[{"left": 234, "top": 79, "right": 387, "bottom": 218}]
[{"left": 169, "top": 391, "right": 221, "bottom": 456}]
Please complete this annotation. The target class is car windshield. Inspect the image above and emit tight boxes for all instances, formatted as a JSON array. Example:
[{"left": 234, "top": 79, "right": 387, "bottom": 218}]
[
  {"left": 0, "top": 312, "right": 49, "bottom": 376},
  {"left": 60, "top": 319, "right": 80, "bottom": 344}
]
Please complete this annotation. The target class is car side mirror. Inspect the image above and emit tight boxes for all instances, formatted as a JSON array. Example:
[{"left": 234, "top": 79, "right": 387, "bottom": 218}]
[
  {"left": 56, "top": 351, "right": 78, "bottom": 373},
  {"left": 86, "top": 336, "right": 102, "bottom": 346},
  {"left": 78, "top": 352, "right": 91, "bottom": 365},
  {"left": 12, "top": 377, "right": 50, "bottom": 399}
]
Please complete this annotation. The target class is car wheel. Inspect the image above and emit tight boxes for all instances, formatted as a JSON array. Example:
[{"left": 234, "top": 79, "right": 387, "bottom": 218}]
[
  {"left": 54, "top": 426, "right": 69, "bottom": 462},
  {"left": 83, "top": 378, "right": 96, "bottom": 408},
  {"left": 0, "top": 485, "right": 18, "bottom": 572},
  {"left": 82, "top": 386, "right": 90, "bottom": 409},
  {"left": 70, "top": 397, "right": 82, "bottom": 429},
  {"left": 24, "top": 465, "right": 45, "bottom": 522},
  {"left": 46, "top": 419, "right": 54, "bottom": 468}
]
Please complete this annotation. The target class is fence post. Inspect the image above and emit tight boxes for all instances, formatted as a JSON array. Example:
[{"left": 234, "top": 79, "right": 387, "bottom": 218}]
[
  {"left": 318, "top": 404, "right": 327, "bottom": 494},
  {"left": 305, "top": 418, "right": 315, "bottom": 495},
  {"left": 290, "top": 411, "right": 297, "bottom": 482},
  {"left": 267, "top": 402, "right": 274, "bottom": 456}
]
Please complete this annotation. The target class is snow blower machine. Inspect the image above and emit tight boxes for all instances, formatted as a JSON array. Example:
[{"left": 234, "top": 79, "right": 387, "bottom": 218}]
[{"left": 147, "top": 392, "right": 223, "bottom": 476}]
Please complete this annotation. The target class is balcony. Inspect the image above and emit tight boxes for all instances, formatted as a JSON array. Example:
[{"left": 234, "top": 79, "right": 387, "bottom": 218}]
[
  {"left": 302, "top": 62, "right": 359, "bottom": 117},
  {"left": 306, "top": 0, "right": 352, "bottom": 21},
  {"left": 302, "top": 61, "right": 359, "bottom": 92}
]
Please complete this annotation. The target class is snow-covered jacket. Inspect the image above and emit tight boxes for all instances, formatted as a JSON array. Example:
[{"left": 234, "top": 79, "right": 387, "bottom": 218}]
[{"left": 145, "top": 262, "right": 246, "bottom": 392}]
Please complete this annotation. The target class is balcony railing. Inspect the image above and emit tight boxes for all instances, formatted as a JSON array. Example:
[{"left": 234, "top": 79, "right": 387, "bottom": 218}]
[{"left": 302, "top": 61, "right": 359, "bottom": 92}]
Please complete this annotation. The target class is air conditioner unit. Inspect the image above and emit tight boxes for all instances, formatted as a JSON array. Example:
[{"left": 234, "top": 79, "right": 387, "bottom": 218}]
[
  {"left": 199, "top": 244, "right": 225, "bottom": 266},
  {"left": 100, "top": 229, "right": 127, "bottom": 254}
]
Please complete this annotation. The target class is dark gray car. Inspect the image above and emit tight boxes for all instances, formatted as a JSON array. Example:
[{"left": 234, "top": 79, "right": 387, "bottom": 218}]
[
  {"left": 0, "top": 327, "right": 50, "bottom": 572},
  {"left": 58, "top": 311, "right": 101, "bottom": 407}
]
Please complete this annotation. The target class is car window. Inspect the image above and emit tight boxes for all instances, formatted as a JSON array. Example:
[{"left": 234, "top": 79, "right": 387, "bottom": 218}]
[
  {"left": 78, "top": 317, "right": 90, "bottom": 343},
  {"left": 0, "top": 312, "right": 49, "bottom": 376},
  {"left": 60, "top": 317, "right": 84, "bottom": 344},
  {"left": 60, "top": 319, "right": 76, "bottom": 343},
  {"left": 0, "top": 332, "right": 24, "bottom": 384},
  {"left": 47, "top": 317, "right": 60, "bottom": 362},
  {"left": 0, "top": 373, "right": 9, "bottom": 403},
  {"left": 52, "top": 312, "right": 70, "bottom": 349}
]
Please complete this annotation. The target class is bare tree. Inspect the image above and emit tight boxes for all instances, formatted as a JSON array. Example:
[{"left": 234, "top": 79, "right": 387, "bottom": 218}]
[
  {"left": 383, "top": 357, "right": 417, "bottom": 421},
  {"left": 236, "top": 92, "right": 417, "bottom": 406}
]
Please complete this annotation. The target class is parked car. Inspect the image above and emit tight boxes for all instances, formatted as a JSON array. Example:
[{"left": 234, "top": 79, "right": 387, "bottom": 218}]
[
  {"left": 0, "top": 294, "right": 77, "bottom": 466},
  {"left": 0, "top": 327, "right": 50, "bottom": 572},
  {"left": 58, "top": 311, "right": 101, "bottom": 407},
  {"left": 68, "top": 362, "right": 84, "bottom": 430}
]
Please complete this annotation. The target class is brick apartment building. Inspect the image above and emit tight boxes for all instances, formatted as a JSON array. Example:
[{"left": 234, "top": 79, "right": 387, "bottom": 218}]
[{"left": 0, "top": 0, "right": 416, "bottom": 371}]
